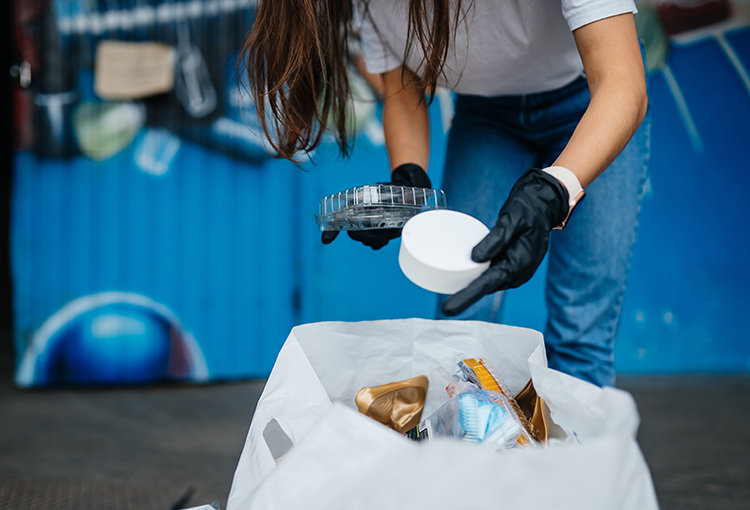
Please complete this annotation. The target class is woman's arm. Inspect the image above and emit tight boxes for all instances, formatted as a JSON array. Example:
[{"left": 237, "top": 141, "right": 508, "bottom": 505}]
[
  {"left": 441, "top": 13, "right": 648, "bottom": 316},
  {"left": 320, "top": 66, "right": 432, "bottom": 249},
  {"left": 554, "top": 13, "right": 648, "bottom": 188},
  {"left": 381, "top": 66, "right": 431, "bottom": 172}
]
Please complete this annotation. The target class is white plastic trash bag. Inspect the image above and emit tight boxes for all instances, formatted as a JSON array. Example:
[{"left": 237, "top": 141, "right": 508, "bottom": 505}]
[{"left": 227, "top": 319, "right": 658, "bottom": 510}]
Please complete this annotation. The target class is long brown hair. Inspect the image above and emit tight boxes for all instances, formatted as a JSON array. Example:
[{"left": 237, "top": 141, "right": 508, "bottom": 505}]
[{"left": 239, "top": 0, "right": 463, "bottom": 162}]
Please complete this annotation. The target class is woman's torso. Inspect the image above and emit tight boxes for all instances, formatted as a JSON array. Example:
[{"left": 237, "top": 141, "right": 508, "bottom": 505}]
[{"left": 356, "top": 0, "right": 636, "bottom": 96}]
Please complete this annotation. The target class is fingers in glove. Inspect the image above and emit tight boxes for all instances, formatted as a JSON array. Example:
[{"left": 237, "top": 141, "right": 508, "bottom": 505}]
[
  {"left": 348, "top": 228, "right": 401, "bottom": 250},
  {"left": 489, "top": 233, "right": 547, "bottom": 289},
  {"left": 321, "top": 230, "right": 340, "bottom": 244},
  {"left": 443, "top": 232, "right": 548, "bottom": 316},
  {"left": 441, "top": 265, "right": 510, "bottom": 317},
  {"left": 471, "top": 213, "right": 518, "bottom": 263},
  {"left": 391, "top": 163, "right": 431, "bottom": 189}
]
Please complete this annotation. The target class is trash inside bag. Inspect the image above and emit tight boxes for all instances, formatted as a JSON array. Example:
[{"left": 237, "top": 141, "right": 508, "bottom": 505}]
[
  {"left": 227, "top": 319, "right": 659, "bottom": 510},
  {"left": 407, "top": 385, "right": 523, "bottom": 450},
  {"left": 355, "top": 375, "right": 428, "bottom": 433}
]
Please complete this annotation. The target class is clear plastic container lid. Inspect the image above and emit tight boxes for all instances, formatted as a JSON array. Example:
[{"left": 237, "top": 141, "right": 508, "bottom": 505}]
[{"left": 316, "top": 185, "right": 447, "bottom": 231}]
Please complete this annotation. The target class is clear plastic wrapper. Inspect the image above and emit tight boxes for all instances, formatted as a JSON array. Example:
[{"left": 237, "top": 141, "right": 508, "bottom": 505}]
[
  {"left": 454, "top": 354, "right": 538, "bottom": 448},
  {"left": 411, "top": 386, "right": 522, "bottom": 450},
  {"left": 455, "top": 353, "right": 539, "bottom": 447},
  {"left": 429, "top": 366, "right": 468, "bottom": 399},
  {"left": 316, "top": 185, "right": 447, "bottom": 231},
  {"left": 454, "top": 353, "right": 512, "bottom": 396}
]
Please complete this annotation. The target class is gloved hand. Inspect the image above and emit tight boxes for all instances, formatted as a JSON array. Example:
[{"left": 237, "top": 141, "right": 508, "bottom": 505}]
[
  {"left": 442, "top": 169, "right": 570, "bottom": 317},
  {"left": 321, "top": 163, "right": 431, "bottom": 250}
]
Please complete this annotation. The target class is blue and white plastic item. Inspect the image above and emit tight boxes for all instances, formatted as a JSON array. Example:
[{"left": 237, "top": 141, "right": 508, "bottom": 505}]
[
  {"left": 420, "top": 386, "right": 523, "bottom": 450},
  {"left": 459, "top": 391, "right": 522, "bottom": 447},
  {"left": 428, "top": 362, "right": 535, "bottom": 449}
]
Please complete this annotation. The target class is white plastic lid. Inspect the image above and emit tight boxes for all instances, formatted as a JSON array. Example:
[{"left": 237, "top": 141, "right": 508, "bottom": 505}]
[{"left": 399, "top": 210, "right": 491, "bottom": 294}]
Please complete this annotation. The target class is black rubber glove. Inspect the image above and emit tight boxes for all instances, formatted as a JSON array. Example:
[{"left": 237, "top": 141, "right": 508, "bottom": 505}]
[
  {"left": 442, "top": 169, "right": 570, "bottom": 317},
  {"left": 321, "top": 163, "right": 431, "bottom": 250}
]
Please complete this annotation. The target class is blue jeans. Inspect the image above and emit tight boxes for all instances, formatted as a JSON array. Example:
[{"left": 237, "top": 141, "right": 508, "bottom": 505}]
[{"left": 435, "top": 75, "right": 652, "bottom": 387}]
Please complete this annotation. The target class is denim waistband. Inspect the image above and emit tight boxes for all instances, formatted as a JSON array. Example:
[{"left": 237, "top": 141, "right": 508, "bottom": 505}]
[
  {"left": 453, "top": 74, "right": 591, "bottom": 137},
  {"left": 455, "top": 74, "right": 589, "bottom": 112}
]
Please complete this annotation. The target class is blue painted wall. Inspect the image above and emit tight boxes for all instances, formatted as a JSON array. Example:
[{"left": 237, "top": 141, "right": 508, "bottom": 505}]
[
  {"left": 11, "top": 3, "right": 750, "bottom": 385},
  {"left": 12, "top": 147, "right": 298, "bottom": 381},
  {"left": 616, "top": 30, "right": 750, "bottom": 373}
]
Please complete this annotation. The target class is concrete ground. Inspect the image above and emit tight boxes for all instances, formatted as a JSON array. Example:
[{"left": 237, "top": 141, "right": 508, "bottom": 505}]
[
  {"left": 1, "top": 366, "right": 748, "bottom": 509},
  {"left": 618, "top": 376, "right": 750, "bottom": 509}
]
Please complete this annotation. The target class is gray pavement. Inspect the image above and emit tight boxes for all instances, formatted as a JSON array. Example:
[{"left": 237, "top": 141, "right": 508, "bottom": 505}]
[
  {"left": 618, "top": 376, "right": 750, "bottom": 510},
  {"left": 0, "top": 378, "right": 266, "bottom": 510},
  {"left": 1, "top": 371, "right": 748, "bottom": 509}
]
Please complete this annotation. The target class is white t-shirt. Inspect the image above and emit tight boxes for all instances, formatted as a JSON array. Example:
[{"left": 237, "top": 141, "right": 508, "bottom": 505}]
[{"left": 355, "top": 0, "right": 637, "bottom": 96}]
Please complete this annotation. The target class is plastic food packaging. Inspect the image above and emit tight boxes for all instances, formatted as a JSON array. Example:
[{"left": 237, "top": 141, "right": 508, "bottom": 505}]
[
  {"left": 456, "top": 355, "right": 512, "bottom": 396},
  {"left": 459, "top": 391, "right": 521, "bottom": 446},
  {"left": 399, "top": 210, "right": 490, "bottom": 294},
  {"left": 410, "top": 386, "right": 522, "bottom": 450},
  {"left": 430, "top": 366, "right": 468, "bottom": 399},
  {"left": 456, "top": 354, "right": 538, "bottom": 447},
  {"left": 316, "top": 185, "right": 447, "bottom": 232}
]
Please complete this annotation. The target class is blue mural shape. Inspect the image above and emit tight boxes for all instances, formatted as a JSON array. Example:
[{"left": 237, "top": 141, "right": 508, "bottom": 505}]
[{"left": 15, "top": 292, "right": 207, "bottom": 386}]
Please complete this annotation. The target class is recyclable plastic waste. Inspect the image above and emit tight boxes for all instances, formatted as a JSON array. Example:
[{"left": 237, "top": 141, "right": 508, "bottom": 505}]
[
  {"left": 316, "top": 185, "right": 447, "bottom": 231},
  {"left": 227, "top": 319, "right": 658, "bottom": 510}
]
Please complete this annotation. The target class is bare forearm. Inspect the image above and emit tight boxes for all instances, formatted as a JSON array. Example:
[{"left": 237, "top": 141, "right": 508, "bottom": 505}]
[
  {"left": 554, "top": 74, "right": 647, "bottom": 187},
  {"left": 555, "top": 13, "right": 648, "bottom": 188},
  {"left": 381, "top": 67, "right": 430, "bottom": 172}
]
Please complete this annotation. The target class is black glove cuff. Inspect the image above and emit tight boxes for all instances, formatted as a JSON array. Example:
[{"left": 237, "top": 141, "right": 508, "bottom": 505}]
[
  {"left": 528, "top": 168, "right": 570, "bottom": 227},
  {"left": 391, "top": 163, "right": 431, "bottom": 189}
]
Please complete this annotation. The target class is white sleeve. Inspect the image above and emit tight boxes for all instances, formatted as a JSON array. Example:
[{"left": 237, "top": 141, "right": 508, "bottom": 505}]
[
  {"left": 561, "top": 0, "right": 637, "bottom": 32},
  {"left": 353, "top": 0, "right": 402, "bottom": 74}
]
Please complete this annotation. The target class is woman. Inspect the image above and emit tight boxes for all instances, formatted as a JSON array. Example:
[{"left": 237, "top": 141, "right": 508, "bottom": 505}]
[{"left": 241, "top": 0, "right": 650, "bottom": 387}]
